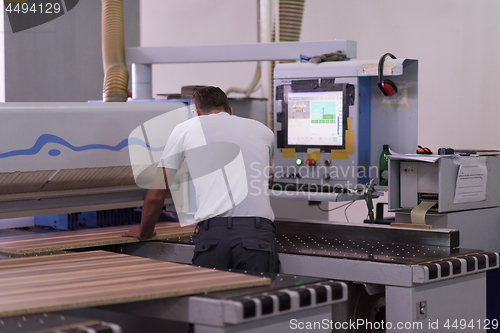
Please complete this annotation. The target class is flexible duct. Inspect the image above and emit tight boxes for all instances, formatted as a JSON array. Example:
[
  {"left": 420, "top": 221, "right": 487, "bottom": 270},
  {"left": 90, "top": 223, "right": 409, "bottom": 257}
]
[
  {"left": 102, "top": 0, "right": 129, "bottom": 102},
  {"left": 278, "top": 0, "right": 305, "bottom": 42}
]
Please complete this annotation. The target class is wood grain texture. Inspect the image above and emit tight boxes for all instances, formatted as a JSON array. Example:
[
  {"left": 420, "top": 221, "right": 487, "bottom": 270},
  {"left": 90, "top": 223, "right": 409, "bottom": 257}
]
[
  {"left": 0, "top": 251, "right": 270, "bottom": 318},
  {"left": 0, "top": 222, "right": 196, "bottom": 256}
]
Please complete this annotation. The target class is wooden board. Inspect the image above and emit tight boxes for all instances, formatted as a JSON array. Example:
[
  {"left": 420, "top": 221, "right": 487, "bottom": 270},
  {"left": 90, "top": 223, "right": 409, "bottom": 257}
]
[
  {"left": 0, "top": 222, "right": 196, "bottom": 256},
  {"left": 0, "top": 251, "right": 270, "bottom": 318}
]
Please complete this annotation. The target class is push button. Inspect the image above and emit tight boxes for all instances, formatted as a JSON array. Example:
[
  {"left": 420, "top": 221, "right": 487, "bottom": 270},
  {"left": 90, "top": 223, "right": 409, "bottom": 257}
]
[{"left": 306, "top": 159, "right": 316, "bottom": 166}]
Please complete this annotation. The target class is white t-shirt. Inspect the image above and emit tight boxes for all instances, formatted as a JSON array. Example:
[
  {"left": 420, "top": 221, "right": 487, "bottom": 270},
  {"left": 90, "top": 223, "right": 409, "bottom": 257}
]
[{"left": 159, "top": 112, "right": 274, "bottom": 222}]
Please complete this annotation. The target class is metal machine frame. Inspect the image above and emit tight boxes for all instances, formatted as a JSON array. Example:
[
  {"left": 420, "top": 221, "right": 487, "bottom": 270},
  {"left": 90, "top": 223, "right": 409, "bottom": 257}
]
[{"left": 121, "top": 219, "right": 498, "bottom": 333}]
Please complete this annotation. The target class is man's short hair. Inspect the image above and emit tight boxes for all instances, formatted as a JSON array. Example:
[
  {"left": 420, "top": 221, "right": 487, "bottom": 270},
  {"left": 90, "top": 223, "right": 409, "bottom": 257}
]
[{"left": 191, "top": 86, "right": 230, "bottom": 114}]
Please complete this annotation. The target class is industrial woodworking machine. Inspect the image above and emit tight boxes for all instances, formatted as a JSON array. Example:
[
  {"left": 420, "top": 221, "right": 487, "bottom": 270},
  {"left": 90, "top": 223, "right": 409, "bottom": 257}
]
[{"left": 0, "top": 58, "right": 499, "bottom": 332}]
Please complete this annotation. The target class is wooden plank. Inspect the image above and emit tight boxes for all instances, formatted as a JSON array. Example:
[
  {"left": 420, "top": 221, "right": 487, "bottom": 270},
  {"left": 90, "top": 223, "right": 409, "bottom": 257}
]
[
  {"left": 0, "top": 251, "right": 270, "bottom": 318},
  {"left": 0, "top": 222, "right": 196, "bottom": 256}
]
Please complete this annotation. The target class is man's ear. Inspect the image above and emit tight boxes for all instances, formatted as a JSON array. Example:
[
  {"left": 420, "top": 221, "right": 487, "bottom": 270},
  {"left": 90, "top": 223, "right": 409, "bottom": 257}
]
[
  {"left": 191, "top": 108, "right": 198, "bottom": 117},
  {"left": 228, "top": 107, "right": 233, "bottom": 115}
]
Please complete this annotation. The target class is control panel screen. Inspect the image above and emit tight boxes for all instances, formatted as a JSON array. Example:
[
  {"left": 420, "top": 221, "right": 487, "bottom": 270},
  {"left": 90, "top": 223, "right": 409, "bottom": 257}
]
[{"left": 287, "top": 91, "right": 344, "bottom": 147}]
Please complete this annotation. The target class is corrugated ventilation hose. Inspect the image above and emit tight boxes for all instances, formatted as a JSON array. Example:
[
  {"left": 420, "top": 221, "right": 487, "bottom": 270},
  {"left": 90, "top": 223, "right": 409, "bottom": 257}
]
[
  {"left": 102, "top": 0, "right": 129, "bottom": 102},
  {"left": 278, "top": 0, "right": 305, "bottom": 42}
]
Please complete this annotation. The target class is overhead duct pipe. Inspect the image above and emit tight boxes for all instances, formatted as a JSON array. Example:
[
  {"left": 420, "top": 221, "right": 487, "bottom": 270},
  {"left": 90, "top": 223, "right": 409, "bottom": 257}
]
[
  {"left": 278, "top": 0, "right": 305, "bottom": 42},
  {"left": 102, "top": 0, "right": 129, "bottom": 102}
]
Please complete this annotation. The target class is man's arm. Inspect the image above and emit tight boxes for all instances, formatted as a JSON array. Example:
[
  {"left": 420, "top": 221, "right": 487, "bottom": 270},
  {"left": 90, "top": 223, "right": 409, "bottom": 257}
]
[{"left": 122, "top": 167, "right": 170, "bottom": 240}]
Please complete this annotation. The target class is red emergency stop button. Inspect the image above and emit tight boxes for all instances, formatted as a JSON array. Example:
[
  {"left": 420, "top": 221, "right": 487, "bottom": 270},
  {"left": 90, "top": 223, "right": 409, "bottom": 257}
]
[{"left": 306, "top": 158, "right": 316, "bottom": 166}]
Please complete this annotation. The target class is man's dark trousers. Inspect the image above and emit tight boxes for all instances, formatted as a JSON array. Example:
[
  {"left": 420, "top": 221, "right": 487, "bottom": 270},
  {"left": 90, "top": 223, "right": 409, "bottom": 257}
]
[{"left": 193, "top": 216, "right": 280, "bottom": 273}]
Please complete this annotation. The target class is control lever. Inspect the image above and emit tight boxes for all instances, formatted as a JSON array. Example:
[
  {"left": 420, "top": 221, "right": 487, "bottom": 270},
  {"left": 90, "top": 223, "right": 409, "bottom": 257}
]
[{"left": 364, "top": 179, "right": 376, "bottom": 223}]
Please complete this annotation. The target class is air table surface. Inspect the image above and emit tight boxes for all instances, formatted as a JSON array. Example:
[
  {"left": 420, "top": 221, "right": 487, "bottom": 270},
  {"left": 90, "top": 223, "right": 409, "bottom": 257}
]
[
  {"left": 0, "top": 250, "right": 270, "bottom": 318},
  {"left": 0, "top": 222, "right": 196, "bottom": 256}
]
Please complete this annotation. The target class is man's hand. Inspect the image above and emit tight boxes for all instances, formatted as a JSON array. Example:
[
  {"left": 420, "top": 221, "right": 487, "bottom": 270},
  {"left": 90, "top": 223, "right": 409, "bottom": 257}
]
[
  {"left": 120, "top": 167, "right": 171, "bottom": 241},
  {"left": 121, "top": 225, "right": 156, "bottom": 240}
]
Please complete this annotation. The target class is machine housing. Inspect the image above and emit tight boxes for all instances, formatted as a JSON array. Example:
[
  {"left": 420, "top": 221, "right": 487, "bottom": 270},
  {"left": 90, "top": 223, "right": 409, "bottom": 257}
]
[{"left": 272, "top": 58, "right": 418, "bottom": 196}]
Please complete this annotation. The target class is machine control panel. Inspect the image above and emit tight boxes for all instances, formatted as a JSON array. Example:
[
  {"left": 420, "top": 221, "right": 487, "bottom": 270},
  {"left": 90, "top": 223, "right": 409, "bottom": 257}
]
[{"left": 273, "top": 75, "right": 363, "bottom": 193}]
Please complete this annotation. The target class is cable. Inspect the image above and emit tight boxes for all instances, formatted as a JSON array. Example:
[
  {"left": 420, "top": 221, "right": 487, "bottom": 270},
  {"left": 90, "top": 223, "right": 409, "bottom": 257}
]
[
  {"left": 351, "top": 286, "right": 363, "bottom": 324},
  {"left": 226, "top": 0, "right": 264, "bottom": 98},
  {"left": 344, "top": 201, "right": 356, "bottom": 223},
  {"left": 226, "top": 62, "right": 262, "bottom": 97},
  {"left": 316, "top": 200, "right": 355, "bottom": 212}
]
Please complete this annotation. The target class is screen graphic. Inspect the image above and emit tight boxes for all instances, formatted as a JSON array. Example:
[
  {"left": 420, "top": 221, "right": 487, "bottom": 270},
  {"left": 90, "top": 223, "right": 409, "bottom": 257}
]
[{"left": 287, "top": 91, "right": 344, "bottom": 147}]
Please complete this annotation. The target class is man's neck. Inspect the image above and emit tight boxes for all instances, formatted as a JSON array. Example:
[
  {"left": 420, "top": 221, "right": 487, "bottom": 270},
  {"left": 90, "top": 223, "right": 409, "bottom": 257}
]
[
  {"left": 207, "top": 110, "right": 227, "bottom": 115},
  {"left": 200, "top": 109, "right": 228, "bottom": 116}
]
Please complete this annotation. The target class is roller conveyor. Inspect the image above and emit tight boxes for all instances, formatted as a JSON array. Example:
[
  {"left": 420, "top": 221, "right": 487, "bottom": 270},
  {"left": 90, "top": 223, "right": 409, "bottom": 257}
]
[{"left": 97, "top": 271, "right": 347, "bottom": 332}]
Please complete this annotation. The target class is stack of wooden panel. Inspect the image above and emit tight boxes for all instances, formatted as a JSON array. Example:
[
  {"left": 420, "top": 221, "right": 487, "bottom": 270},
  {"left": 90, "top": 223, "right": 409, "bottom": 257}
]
[
  {"left": 0, "top": 251, "right": 270, "bottom": 318},
  {"left": 0, "top": 222, "right": 196, "bottom": 256}
]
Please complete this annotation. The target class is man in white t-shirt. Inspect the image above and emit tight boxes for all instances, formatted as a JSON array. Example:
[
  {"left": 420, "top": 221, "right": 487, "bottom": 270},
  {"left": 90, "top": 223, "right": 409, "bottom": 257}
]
[{"left": 123, "top": 86, "right": 279, "bottom": 273}]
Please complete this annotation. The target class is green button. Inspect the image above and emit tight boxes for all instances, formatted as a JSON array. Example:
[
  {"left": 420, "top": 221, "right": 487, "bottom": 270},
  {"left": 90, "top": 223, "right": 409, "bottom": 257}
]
[
  {"left": 296, "top": 159, "right": 302, "bottom": 165},
  {"left": 319, "top": 120, "right": 326, "bottom": 123},
  {"left": 311, "top": 120, "right": 318, "bottom": 123},
  {"left": 323, "top": 114, "right": 334, "bottom": 119}
]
